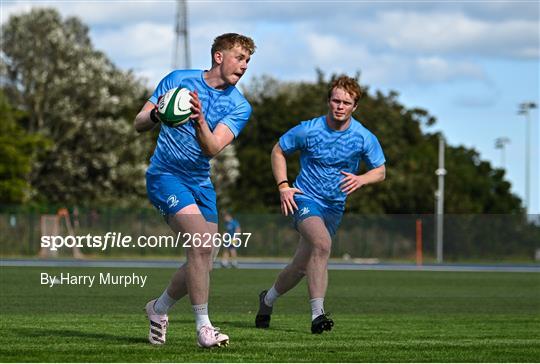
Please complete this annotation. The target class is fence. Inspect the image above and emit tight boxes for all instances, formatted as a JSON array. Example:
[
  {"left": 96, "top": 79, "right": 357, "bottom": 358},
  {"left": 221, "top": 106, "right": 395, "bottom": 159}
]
[{"left": 0, "top": 207, "right": 539, "bottom": 262}]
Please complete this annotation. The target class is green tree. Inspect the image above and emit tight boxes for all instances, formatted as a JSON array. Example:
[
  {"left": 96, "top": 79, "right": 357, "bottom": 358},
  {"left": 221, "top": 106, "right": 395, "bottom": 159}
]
[
  {"left": 233, "top": 73, "right": 523, "bottom": 214},
  {"left": 0, "top": 91, "right": 49, "bottom": 204},
  {"left": 1, "top": 8, "right": 152, "bottom": 206},
  {"left": 211, "top": 144, "right": 240, "bottom": 209}
]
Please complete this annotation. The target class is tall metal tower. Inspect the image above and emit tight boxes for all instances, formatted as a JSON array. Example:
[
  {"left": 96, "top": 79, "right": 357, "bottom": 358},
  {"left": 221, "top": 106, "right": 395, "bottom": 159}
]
[
  {"left": 494, "top": 137, "right": 510, "bottom": 169},
  {"left": 173, "top": 0, "right": 190, "bottom": 70},
  {"left": 518, "top": 101, "right": 537, "bottom": 214}
]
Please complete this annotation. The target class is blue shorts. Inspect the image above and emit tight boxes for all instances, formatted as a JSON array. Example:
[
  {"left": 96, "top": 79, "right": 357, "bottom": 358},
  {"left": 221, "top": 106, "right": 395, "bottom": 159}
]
[
  {"left": 146, "top": 169, "right": 218, "bottom": 223},
  {"left": 292, "top": 196, "right": 343, "bottom": 236}
]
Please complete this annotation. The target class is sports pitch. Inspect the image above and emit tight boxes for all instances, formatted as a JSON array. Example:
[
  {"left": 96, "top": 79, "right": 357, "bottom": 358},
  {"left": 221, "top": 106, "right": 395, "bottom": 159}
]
[{"left": 0, "top": 266, "right": 538, "bottom": 362}]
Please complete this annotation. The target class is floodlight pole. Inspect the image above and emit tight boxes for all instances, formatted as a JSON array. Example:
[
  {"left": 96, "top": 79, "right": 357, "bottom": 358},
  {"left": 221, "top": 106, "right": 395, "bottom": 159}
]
[
  {"left": 173, "top": 0, "right": 191, "bottom": 70},
  {"left": 518, "top": 102, "right": 537, "bottom": 214},
  {"left": 495, "top": 137, "right": 510, "bottom": 169},
  {"left": 435, "top": 136, "right": 446, "bottom": 264}
]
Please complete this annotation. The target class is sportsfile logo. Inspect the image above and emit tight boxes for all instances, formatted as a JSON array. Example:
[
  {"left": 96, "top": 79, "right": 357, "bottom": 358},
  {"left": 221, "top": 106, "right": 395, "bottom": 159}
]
[{"left": 40, "top": 232, "right": 252, "bottom": 251}]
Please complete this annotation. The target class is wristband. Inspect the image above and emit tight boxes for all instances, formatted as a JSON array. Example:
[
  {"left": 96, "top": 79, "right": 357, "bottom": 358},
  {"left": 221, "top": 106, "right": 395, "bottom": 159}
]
[
  {"left": 150, "top": 108, "right": 161, "bottom": 124},
  {"left": 277, "top": 180, "right": 289, "bottom": 187}
]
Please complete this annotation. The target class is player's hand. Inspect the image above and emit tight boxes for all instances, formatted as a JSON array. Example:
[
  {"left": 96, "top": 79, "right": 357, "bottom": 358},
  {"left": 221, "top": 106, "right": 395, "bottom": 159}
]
[
  {"left": 189, "top": 90, "right": 206, "bottom": 126},
  {"left": 340, "top": 171, "right": 365, "bottom": 195},
  {"left": 279, "top": 187, "right": 303, "bottom": 216}
]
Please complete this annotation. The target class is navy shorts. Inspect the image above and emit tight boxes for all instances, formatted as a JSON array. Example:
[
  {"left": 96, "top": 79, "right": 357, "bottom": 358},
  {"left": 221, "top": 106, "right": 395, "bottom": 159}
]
[
  {"left": 292, "top": 195, "right": 343, "bottom": 236},
  {"left": 146, "top": 170, "right": 218, "bottom": 223}
]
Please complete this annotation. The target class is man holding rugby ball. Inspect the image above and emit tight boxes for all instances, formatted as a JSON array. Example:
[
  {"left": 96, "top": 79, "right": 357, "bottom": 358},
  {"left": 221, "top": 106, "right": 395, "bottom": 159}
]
[{"left": 134, "top": 33, "right": 255, "bottom": 348}]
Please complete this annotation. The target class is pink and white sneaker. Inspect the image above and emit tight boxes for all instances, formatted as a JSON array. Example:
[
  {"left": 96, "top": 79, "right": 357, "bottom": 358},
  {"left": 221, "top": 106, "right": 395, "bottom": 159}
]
[
  {"left": 145, "top": 299, "right": 168, "bottom": 345},
  {"left": 197, "top": 325, "right": 229, "bottom": 348}
]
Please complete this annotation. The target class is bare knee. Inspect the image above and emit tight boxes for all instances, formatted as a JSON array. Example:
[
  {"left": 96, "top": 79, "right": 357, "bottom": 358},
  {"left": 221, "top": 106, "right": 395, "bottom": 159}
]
[
  {"left": 188, "top": 245, "right": 213, "bottom": 261},
  {"left": 311, "top": 238, "right": 331, "bottom": 259}
]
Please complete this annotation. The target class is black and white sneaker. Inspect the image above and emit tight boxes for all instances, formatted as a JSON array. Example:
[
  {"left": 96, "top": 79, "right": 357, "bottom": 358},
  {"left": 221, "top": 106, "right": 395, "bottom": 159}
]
[
  {"left": 255, "top": 290, "right": 273, "bottom": 328},
  {"left": 311, "top": 313, "right": 334, "bottom": 334}
]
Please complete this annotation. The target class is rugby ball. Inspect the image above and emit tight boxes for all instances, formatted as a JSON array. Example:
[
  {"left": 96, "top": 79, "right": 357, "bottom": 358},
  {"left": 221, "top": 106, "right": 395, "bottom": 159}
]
[{"left": 157, "top": 87, "right": 192, "bottom": 127}]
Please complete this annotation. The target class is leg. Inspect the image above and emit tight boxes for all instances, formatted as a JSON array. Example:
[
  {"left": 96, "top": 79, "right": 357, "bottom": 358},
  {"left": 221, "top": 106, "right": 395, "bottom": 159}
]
[
  {"left": 230, "top": 248, "right": 238, "bottom": 268},
  {"left": 145, "top": 208, "right": 201, "bottom": 344},
  {"left": 144, "top": 174, "right": 227, "bottom": 347},
  {"left": 167, "top": 204, "right": 213, "bottom": 306},
  {"left": 221, "top": 249, "right": 230, "bottom": 268},
  {"left": 157, "top": 212, "right": 218, "bottom": 303},
  {"left": 273, "top": 236, "right": 312, "bottom": 294},
  {"left": 297, "top": 216, "right": 332, "bottom": 300},
  {"left": 170, "top": 206, "right": 229, "bottom": 347},
  {"left": 266, "top": 216, "right": 329, "bottom": 298},
  {"left": 164, "top": 265, "right": 188, "bottom": 300},
  {"left": 297, "top": 216, "right": 334, "bottom": 334},
  {"left": 255, "top": 235, "right": 312, "bottom": 328},
  {"left": 207, "top": 221, "right": 218, "bottom": 272}
]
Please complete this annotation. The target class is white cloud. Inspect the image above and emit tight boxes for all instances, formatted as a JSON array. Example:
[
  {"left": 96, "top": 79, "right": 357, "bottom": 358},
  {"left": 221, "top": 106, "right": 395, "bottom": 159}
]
[
  {"left": 0, "top": 1, "right": 34, "bottom": 23},
  {"left": 300, "top": 33, "right": 487, "bottom": 86},
  {"left": 93, "top": 22, "right": 173, "bottom": 60},
  {"left": 414, "top": 57, "right": 486, "bottom": 83},
  {"left": 354, "top": 11, "right": 539, "bottom": 59},
  {"left": 305, "top": 33, "right": 369, "bottom": 65},
  {"left": 1, "top": 0, "right": 174, "bottom": 26},
  {"left": 1, "top": 1, "right": 534, "bottom": 87}
]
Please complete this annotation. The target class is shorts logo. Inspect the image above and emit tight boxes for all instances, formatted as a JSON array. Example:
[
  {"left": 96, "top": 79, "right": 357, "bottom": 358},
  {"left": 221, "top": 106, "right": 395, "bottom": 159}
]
[
  {"left": 167, "top": 195, "right": 179, "bottom": 208},
  {"left": 299, "top": 207, "right": 310, "bottom": 217}
]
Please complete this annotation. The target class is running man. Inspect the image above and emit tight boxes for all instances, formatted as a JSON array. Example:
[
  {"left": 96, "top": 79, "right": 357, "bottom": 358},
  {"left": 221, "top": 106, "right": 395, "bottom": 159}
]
[
  {"left": 255, "top": 75, "right": 386, "bottom": 333},
  {"left": 221, "top": 211, "right": 241, "bottom": 268},
  {"left": 134, "top": 33, "right": 256, "bottom": 348}
]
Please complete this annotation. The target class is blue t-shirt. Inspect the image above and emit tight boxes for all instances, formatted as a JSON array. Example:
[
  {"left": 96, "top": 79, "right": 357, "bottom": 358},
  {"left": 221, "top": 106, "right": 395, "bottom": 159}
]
[
  {"left": 279, "top": 116, "right": 385, "bottom": 209},
  {"left": 148, "top": 69, "right": 252, "bottom": 186},
  {"left": 225, "top": 218, "right": 240, "bottom": 235}
]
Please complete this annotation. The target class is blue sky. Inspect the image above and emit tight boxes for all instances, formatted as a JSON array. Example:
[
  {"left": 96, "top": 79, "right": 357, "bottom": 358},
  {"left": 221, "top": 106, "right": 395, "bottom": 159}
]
[{"left": 2, "top": 0, "right": 539, "bottom": 214}]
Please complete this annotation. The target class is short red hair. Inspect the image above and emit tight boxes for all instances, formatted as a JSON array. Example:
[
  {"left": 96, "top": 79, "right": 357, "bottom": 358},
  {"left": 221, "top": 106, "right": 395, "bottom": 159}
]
[{"left": 328, "top": 76, "right": 362, "bottom": 105}]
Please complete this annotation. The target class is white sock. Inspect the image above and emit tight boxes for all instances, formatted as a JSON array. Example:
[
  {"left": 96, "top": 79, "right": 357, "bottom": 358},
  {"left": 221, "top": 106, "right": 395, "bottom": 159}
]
[
  {"left": 264, "top": 286, "right": 280, "bottom": 307},
  {"left": 153, "top": 289, "right": 179, "bottom": 315},
  {"left": 310, "top": 298, "right": 325, "bottom": 320},
  {"left": 193, "top": 303, "right": 212, "bottom": 331}
]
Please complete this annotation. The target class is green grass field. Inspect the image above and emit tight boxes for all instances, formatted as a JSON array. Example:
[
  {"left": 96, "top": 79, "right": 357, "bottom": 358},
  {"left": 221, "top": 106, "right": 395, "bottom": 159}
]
[{"left": 0, "top": 266, "right": 538, "bottom": 362}]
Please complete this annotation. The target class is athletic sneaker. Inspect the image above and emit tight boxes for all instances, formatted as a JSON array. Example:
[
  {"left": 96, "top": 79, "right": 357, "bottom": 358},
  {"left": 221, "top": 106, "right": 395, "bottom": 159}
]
[
  {"left": 145, "top": 299, "right": 169, "bottom": 345},
  {"left": 311, "top": 313, "right": 334, "bottom": 334},
  {"left": 197, "top": 325, "right": 229, "bottom": 348},
  {"left": 255, "top": 290, "right": 273, "bottom": 328}
]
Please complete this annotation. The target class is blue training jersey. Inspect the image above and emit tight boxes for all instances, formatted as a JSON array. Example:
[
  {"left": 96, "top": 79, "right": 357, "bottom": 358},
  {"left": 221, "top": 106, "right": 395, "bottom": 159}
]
[
  {"left": 148, "top": 69, "right": 252, "bottom": 186},
  {"left": 279, "top": 116, "right": 385, "bottom": 209},
  {"left": 226, "top": 218, "right": 240, "bottom": 235}
]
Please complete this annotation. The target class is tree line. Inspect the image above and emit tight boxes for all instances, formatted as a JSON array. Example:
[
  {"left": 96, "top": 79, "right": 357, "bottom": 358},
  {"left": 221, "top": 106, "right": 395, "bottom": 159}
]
[
  {"left": 2, "top": 8, "right": 538, "bottom": 260},
  {"left": 0, "top": 8, "right": 525, "bottom": 215}
]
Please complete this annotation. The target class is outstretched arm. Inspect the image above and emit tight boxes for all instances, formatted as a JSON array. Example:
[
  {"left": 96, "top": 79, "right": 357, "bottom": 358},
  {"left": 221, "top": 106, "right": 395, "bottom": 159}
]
[{"left": 271, "top": 143, "right": 303, "bottom": 216}]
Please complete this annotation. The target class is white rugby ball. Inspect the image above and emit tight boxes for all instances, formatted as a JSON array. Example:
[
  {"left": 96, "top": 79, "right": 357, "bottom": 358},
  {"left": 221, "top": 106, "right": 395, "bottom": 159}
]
[{"left": 157, "top": 87, "right": 192, "bottom": 127}]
